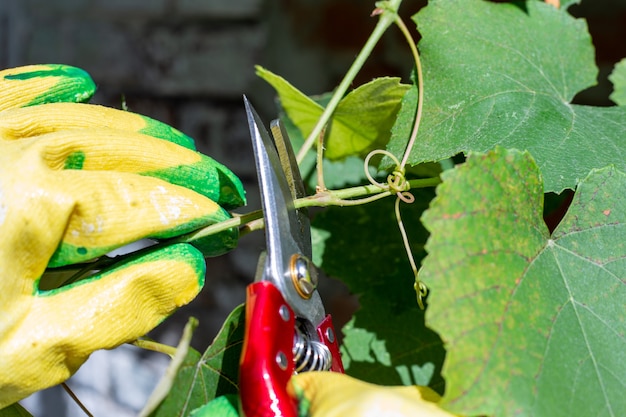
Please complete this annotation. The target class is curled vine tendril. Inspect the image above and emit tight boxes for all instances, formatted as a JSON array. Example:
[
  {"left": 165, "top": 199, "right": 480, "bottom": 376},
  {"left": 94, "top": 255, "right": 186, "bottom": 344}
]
[
  {"left": 359, "top": 9, "right": 431, "bottom": 309},
  {"left": 364, "top": 149, "right": 428, "bottom": 309},
  {"left": 365, "top": 150, "right": 411, "bottom": 200},
  {"left": 306, "top": 6, "right": 430, "bottom": 309}
]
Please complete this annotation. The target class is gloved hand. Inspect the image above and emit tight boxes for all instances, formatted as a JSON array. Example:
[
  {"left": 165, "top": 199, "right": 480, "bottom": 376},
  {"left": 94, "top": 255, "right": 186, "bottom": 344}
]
[
  {"left": 196, "top": 372, "right": 458, "bottom": 416},
  {"left": 0, "top": 64, "right": 246, "bottom": 408},
  {"left": 288, "top": 372, "right": 458, "bottom": 417}
]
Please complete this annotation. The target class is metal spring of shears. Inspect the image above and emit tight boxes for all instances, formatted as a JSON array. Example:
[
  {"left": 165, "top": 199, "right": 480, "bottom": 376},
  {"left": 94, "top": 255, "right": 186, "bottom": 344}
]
[{"left": 293, "top": 325, "right": 332, "bottom": 372}]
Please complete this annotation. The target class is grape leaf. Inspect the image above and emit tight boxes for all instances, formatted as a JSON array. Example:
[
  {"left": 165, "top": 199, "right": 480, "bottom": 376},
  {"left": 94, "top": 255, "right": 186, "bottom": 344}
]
[
  {"left": 559, "top": 0, "right": 581, "bottom": 8},
  {"left": 150, "top": 305, "right": 244, "bottom": 417},
  {"left": 257, "top": 66, "right": 409, "bottom": 160},
  {"left": 378, "top": 67, "right": 416, "bottom": 171},
  {"left": 0, "top": 403, "right": 33, "bottom": 417},
  {"left": 609, "top": 58, "right": 626, "bottom": 105},
  {"left": 141, "top": 318, "right": 198, "bottom": 417},
  {"left": 385, "top": 72, "right": 446, "bottom": 178},
  {"left": 312, "top": 196, "right": 445, "bottom": 392},
  {"left": 420, "top": 147, "right": 626, "bottom": 416},
  {"left": 385, "top": 0, "right": 626, "bottom": 193},
  {"left": 387, "top": 69, "right": 417, "bottom": 159},
  {"left": 279, "top": 110, "right": 375, "bottom": 191}
]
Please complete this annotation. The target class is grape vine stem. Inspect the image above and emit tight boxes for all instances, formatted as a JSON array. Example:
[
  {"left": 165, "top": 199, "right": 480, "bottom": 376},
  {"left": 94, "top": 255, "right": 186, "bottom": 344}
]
[
  {"left": 295, "top": 0, "right": 403, "bottom": 164},
  {"left": 176, "top": 176, "right": 440, "bottom": 239}
]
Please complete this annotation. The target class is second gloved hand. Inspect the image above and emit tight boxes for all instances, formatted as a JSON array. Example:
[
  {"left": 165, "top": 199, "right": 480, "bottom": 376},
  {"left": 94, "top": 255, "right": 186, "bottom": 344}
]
[
  {"left": 289, "top": 372, "right": 459, "bottom": 417},
  {"left": 193, "top": 372, "right": 459, "bottom": 417},
  {"left": 0, "top": 64, "right": 246, "bottom": 408}
]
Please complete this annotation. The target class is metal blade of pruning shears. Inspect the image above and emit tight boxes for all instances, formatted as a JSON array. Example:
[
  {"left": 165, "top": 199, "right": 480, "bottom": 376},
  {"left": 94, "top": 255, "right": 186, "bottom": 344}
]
[
  {"left": 239, "top": 96, "right": 344, "bottom": 417},
  {"left": 245, "top": 100, "right": 323, "bottom": 326}
]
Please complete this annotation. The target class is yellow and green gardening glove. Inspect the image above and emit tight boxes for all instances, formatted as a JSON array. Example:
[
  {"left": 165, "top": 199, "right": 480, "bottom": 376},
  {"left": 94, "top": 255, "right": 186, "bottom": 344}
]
[
  {"left": 194, "top": 372, "right": 458, "bottom": 416},
  {"left": 288, "top": 372, "right": 459, "bottom": 417},
  {"left": 0, "top": 64, "right": 246, "bottom": 409}
]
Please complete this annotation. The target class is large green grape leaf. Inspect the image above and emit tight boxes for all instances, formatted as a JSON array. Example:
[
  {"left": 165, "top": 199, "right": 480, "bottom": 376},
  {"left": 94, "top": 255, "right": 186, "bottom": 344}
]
[
  {"left": 257, "top": 66, "right": 408, "bottom": 160},
  {"left": 420, "top": 147, "right": 626, "bottom": 416},
  {"left": 385, "top": 0, "right": 626, "bottom": 193},
  {"left": 385, "top": 69, "right": 418, "bottom": 164},
  {"left": 150, "top": 305, "right": 244, "bottom": 417},
  {"left": 312, "top": 196, "right": 446, "bottom": 392}
]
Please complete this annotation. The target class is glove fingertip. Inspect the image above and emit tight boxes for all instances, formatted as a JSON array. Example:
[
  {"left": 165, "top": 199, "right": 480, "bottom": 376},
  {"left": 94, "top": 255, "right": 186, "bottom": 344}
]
[
  {"left": 215, "top": 163, "right": 247, "bottom": 210},
  {"left": 43, "top": 242, "right": 206, "bottom": 296},
  {"left": 142, "top": 155, "right": 246, "bottom": 210},
  {"left": 105, "top": 242, "right": 206, "bottom": 318},
  {"left": 0, "top": 64, "right": 95, "bottom": 110},
  {"left": 124, "top": 242, "right": 207, "bottom": 291},
  {"left": 155, "top": 242, "right": 207, "bottom": 289}
]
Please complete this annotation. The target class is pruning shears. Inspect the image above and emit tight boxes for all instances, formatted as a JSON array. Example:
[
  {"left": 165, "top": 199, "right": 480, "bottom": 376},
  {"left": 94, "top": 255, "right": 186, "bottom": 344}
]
[{"left": 239, "top": 97, "right": 344, "bottom": 416}]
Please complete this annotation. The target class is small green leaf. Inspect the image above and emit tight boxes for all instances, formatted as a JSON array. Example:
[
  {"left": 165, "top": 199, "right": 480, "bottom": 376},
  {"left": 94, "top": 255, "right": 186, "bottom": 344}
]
[
  {"left": 386, "top": 0, "right": 626, "bottom": 193},
  {"left": 257, "top": 66, "right": 408, "bottom": 160},
  {"left": 279, "top": 110, "right": 375, "bottom": 191},
  {"left": 326, "top": 77, "right": 409, "bottom": 160},
  {"left": 0, "top": 403, "right": 34, "bottom": 417},
  {"left": 149, "top": 305, "right": 245, "bottom": 417},
  {"left": 421, "top": 147, "right": 626, "bottom": 416},
  {"left": 609, "top": 58, "right": 626, "bottom": 105},
  {"left": 256, "top": 66, "right": 324, "bottom": 142}
]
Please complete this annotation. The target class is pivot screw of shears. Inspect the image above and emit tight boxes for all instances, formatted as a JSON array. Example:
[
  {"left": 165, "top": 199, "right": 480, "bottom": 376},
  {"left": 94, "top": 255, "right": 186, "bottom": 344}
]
[{"left": 290, "top": 254, "right": 318, "bottom": 299}]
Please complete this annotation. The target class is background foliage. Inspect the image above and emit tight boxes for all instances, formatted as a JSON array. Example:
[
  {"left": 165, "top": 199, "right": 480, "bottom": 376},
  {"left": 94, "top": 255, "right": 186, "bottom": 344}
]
[{"left": 152, "top": 1, "right": 626, "bottom": 416}]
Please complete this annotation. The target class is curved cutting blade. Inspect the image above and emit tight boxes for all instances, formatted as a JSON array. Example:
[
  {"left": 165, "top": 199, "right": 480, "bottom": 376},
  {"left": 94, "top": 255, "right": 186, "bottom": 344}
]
[{"left": 243, "top": 96, "right": 324, "bottom": 327}]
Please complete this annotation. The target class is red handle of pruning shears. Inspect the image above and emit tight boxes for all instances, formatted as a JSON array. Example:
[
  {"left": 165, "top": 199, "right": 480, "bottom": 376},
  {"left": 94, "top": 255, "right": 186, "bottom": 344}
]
[
  {"left": 239, "top": 282, "right": 296, "bottom": 417},
  {"left": 239, "top": 282, "right": 343, "bottom": 417}
]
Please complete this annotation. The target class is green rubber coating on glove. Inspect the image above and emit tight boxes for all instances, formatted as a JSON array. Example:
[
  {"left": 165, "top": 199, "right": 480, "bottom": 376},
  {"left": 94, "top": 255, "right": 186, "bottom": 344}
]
[
  {"left": 189, "top": 394, "right": 240, "bottom": 417},
  {"left": 37, "top": 243, "right": 206, "bottom": 296},
  {"left": 46, "top": 207, "right": 235, "bottom": 268},
  {"left": 292, "top": 382, "right": 312, "bottom": 417},
  {"left": 4, "top": 65, "right": 95, "bottom": 106},
  {"left": 138, "top": 115, "right": 196, "bottom": 150},
  {"left": 64, "top": 151, "right": 86, "bottom": 169},
  {"left": 142, "top": 158, "right": 246, "bottom": 210},
  {"left": 47, "top": 242, "right": 120, "bottom": 270}
]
